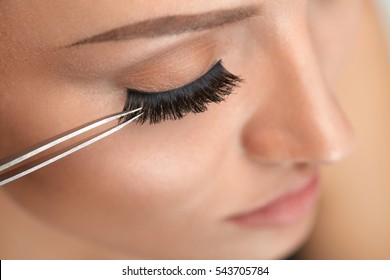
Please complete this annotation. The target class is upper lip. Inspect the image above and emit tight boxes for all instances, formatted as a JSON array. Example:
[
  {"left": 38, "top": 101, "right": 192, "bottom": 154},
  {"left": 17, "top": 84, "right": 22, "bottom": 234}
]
[{"left": 227, "top": 169, "right": 320, "bottom": 219}]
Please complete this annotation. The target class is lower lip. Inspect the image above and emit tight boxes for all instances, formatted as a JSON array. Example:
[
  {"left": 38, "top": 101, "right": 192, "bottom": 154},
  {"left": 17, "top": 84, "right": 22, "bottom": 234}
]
[{"left": 229, "top": 175, "right": 320, "bottom": 228}]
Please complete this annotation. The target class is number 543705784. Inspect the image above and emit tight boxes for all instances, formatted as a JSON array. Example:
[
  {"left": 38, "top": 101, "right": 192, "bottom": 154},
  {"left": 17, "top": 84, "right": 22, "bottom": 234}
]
[{"left": 215, "top": 266, "right": 269, "bottom": 276}]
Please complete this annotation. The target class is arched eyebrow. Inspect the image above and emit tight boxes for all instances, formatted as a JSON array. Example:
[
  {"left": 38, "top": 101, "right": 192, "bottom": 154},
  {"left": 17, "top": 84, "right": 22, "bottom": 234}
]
[{"left": 68, "top": 5, "right": 260, "bottom": 47}]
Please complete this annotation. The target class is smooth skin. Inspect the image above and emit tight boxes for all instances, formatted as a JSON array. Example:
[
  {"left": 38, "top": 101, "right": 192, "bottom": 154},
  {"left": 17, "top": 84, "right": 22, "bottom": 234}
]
[{"left": 0, "top": 0, "right": 372, "bottom": 259}]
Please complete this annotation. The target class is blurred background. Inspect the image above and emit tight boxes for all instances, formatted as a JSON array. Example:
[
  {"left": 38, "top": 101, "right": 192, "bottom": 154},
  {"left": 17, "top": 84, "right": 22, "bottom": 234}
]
[
  {"left": 296, "top": 0, "right": 390, "bottom": 259},
  {"left": 376, "top": 0, "right": 390, "bottom": 44}
]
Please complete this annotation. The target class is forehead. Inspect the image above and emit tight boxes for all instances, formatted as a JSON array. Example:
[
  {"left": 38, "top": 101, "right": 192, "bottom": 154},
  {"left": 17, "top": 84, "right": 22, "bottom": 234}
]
[{"left": 0, "top": 0, "right": 254, "bottom": 47}]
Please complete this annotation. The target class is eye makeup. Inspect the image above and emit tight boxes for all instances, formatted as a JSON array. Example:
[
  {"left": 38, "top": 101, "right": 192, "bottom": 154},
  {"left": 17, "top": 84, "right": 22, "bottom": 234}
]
[{"left": 121, "top": 60, "right": 242, "bottom": 125}]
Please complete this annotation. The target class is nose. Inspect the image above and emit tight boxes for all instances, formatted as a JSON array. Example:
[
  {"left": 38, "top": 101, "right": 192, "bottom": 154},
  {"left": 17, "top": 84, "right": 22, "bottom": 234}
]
[{"left": 241, "top": 22, "right": 355, "bottom": 164}]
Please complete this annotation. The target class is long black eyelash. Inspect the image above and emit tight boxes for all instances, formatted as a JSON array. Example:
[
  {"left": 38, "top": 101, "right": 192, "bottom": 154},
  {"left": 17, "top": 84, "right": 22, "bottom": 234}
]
[{"left": 121, "top": 60, "right": 242, "bottom": 125}]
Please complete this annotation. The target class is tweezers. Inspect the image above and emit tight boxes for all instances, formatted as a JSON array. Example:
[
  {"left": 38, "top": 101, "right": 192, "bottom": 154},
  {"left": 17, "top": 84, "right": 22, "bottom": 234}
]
[{"left": 0, "top": 108, "right": 143, "bottom": 187}]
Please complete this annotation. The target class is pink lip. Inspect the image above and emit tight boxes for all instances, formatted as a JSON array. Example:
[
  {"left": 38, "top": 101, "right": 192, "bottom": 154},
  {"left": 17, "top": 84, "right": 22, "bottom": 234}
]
[{"left": 228, "top": 174, "right": 320, "bottom": 227}]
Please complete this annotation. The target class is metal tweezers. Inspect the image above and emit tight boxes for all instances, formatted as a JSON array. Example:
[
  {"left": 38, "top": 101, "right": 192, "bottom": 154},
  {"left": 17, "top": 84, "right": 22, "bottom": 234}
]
[{"left": 0, "top": 108, "right": 143, "bottom": 186}]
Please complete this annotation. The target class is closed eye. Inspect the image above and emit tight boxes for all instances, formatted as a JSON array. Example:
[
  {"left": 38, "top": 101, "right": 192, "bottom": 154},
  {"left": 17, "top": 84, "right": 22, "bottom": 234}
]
[{"left": 121, "top": 60, "right": 242, "bottom": 125}]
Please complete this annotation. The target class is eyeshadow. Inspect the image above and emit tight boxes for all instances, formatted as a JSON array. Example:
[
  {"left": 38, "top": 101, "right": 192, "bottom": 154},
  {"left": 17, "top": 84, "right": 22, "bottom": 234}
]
[{"left": 121, "top": 60, "right": 242, "bottom": 124}]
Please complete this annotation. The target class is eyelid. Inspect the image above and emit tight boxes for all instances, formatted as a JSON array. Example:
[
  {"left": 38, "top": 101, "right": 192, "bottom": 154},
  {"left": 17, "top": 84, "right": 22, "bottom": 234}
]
[
  {"left": 126, "top": 59, "right": 222, "bottom": 94},
  {"left": 115, "top": 37, "right": 218, "bottom": 92},
  {"left": 122, "top": 60, "right": 242, "bottom": 124}
]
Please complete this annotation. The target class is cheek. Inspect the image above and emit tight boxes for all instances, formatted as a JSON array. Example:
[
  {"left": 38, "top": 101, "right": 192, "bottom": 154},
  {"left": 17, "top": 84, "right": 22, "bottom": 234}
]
[
  {"left": 0, "top": 72, "right": 128, "bottom": 229},
  {"left": 2, "top": 72, "right": 233, "bottom": 246},
  {"left": 100, "top": 114, "right": 227, "bottom": 214},
  {"left": 309, "top": 0, "right": 362, "bottom": 84}
]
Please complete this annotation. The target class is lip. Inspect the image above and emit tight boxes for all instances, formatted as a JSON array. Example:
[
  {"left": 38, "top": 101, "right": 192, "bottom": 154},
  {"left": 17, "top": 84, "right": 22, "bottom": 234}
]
[{"left": 228, "top": 173, "right": 320, "bottom": 228}]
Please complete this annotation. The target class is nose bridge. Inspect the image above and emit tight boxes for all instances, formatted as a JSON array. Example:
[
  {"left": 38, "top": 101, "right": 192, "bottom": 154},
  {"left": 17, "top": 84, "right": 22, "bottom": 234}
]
[{"left": 242, "top": 18, "right": 355, "bottom": 164}]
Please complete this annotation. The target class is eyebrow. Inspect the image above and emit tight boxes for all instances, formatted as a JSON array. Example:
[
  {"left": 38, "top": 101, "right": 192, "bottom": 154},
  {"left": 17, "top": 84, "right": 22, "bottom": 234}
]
[{"left": 69, "top": 5, "right": 260, "bottom": 47}]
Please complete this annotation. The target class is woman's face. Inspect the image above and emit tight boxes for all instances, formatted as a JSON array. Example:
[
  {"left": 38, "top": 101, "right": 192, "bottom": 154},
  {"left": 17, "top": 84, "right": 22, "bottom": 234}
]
[{"left": 0, "top": 0, "right": 360, "bottom": 259}]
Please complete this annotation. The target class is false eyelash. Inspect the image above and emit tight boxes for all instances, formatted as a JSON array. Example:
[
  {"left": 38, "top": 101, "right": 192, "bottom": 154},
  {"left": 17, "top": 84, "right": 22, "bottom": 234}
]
[{"left": 121, "top": 60, "right": 242, "bottom": 125}]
